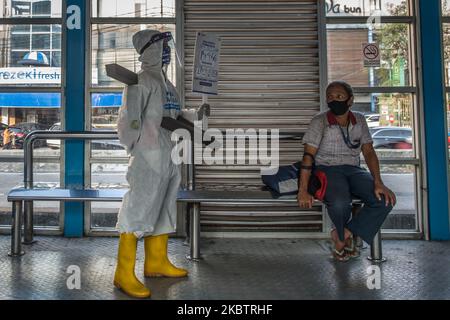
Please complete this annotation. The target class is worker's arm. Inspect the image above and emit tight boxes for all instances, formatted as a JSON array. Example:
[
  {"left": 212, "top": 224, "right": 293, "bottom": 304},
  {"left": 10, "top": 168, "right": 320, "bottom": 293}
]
[
  {"left": 361, "top": 143, "right": 396, "bottom": 206},
  {"left": 161, "top": 116, "right": 195, "bottom": 134}
]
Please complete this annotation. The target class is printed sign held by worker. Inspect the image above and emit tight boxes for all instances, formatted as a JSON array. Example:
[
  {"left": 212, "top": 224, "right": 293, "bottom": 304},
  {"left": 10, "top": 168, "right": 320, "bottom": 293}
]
[
  {"left": 362, "top": 42, "right": 380, "bottom": 68},
  {"left": 192, "top": 32, "right": 221, "bottom": 95}
]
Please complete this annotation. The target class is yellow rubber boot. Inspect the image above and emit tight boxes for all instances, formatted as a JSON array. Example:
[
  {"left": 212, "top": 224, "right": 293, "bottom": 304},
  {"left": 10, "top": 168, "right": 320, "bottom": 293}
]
[
  {"left": 144, "top": 234, "right": 188, "bottom": 278},
  {"left": 113, "top": 233, "right": 151, "bottom": 298}
]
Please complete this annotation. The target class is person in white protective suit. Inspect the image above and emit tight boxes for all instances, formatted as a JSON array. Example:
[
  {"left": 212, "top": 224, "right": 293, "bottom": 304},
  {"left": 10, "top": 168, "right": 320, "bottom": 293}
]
[{"left": 114, "top": 30, "right": 188, "bottom": 299}]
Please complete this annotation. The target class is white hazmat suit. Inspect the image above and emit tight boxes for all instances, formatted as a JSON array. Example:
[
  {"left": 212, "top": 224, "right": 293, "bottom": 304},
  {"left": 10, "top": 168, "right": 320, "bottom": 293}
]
[
  {"left": 117, "top": 30, "right": 181, "bottom": 238},
  {"left": 113, "top": 30, "right": 187, "bottom": 299}
]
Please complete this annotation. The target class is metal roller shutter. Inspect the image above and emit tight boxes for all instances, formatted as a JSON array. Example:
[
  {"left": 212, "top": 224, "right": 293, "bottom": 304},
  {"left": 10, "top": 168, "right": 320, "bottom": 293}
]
[{"left": 183, "top": 0, "right": 322, "bottom": 236}]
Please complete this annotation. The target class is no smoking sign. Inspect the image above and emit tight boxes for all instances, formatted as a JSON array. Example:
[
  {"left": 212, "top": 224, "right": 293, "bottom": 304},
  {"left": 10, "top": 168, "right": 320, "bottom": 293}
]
[{"left": 362, "top": 42, "right": 380, "bottom": 68}]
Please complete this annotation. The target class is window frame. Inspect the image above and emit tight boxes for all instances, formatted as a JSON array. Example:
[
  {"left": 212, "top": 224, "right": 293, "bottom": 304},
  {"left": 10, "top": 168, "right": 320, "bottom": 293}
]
[
  {"left": 0, "top": 0, "right": 64, "bottom": 234},
  {"left": 84, "top": 0, "right": 180, "bottom": 235},
  {"left": 441, "top": 1, "right": 450, "bottom": 242},
  {"left": 442, "top": 6, "right": 450, "bottom": 137},
  {"left": 319, "top": 0, "right": 422, "bottom": 236}
]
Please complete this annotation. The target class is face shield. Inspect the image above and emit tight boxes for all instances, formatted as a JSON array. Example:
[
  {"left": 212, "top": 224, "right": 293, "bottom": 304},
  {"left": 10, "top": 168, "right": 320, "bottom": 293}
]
[{"left": 139, "top": 31, "right": 183, "bottom": 68}]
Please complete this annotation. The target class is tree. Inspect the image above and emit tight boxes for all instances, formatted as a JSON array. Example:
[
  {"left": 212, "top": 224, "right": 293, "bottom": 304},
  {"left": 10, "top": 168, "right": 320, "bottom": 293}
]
[
  {"left": 374, "top": 1, "right": 411, "bottom": 127},
  {"left": 376, "top": 1, "right": 409, "bottom": 87},
  {"left": 442, "top": 0, "right": 450, "bottom": 80}
]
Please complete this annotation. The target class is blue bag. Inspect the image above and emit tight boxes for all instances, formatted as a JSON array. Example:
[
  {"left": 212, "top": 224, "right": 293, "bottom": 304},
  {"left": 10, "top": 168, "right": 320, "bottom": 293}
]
[{"left": 261, "top": 162, "right": 301, "bottom": 198}]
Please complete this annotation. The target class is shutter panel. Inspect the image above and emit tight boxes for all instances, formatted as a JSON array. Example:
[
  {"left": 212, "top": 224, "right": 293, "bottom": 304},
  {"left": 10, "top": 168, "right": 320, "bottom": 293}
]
[{"left": 183, "top": 0, "right": 322, "bottom": 236}]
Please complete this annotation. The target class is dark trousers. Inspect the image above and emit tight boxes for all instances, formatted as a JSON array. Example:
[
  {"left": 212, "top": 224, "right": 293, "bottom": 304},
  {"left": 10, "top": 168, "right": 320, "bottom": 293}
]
[{"left": 316, "top": 165, "right": 393, "bottom": 244}]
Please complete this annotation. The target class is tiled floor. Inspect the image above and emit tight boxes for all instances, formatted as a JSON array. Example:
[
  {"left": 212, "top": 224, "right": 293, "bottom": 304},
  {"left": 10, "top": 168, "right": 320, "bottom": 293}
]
[{"left": 0, "top": 236, "right": 449, "bottom": 300}]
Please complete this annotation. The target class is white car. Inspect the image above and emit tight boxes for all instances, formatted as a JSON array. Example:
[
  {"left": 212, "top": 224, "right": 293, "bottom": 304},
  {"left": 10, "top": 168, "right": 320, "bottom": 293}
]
[
  {"left": 46, "top": 122, "right": 61, "bottom": 149},
  {"left": 365, "top": 114, "right": 380, "bottom": 128},
  {"left": 46, "top": 122, "right": 123, "bottom": 150},
  {"left": 369, "top": 126, "right": 413, "bottom": 149}
]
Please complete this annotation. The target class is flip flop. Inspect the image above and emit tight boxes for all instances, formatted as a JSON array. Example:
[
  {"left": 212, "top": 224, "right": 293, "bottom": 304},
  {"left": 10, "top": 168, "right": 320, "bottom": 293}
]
[
  {"left": 332, "top": 248, "right": 350, "bottom": 262},
  {"left": 344, "top": 235, "right": 360, "bottom": 258}
]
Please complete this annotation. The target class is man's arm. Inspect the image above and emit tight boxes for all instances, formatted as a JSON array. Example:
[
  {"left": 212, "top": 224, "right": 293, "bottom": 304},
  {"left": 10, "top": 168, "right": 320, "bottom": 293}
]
[
  {"left": 361, "top": 143, "right": 382, "bottom": 184},
  {"left": 362, "top": 143, "right": 396, "bottom": 206},
  {"left": 298, "top": 144, "right": 318, "bottom": 209}
]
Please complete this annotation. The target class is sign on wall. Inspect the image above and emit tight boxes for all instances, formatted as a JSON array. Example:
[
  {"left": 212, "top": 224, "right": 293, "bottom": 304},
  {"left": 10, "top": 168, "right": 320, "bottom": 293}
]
[
  {"left": 192, "top": 32, "right": 221, "bottom": 95},
  {"left": 362, "top": 43, "right": 381, "bottom": 68},
  {"left": 0, "top": 67, "right": 61, "bottom": 84},
  {"left": 326, "top": 0, "right": 382, "bottom": 16}
]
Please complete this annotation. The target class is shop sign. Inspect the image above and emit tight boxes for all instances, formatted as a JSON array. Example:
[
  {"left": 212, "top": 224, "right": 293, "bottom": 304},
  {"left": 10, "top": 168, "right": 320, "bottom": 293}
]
[
  {"left": 0, "top": 67, "right": 61, "bottom": 84},
  {"left": 326, "top": 0, "right": 382, "bottom": 16}
]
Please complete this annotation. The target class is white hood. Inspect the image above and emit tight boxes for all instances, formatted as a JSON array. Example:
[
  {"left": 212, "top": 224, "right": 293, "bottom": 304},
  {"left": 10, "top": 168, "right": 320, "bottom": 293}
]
[{"left": 132, "top": 29, "right": 163, "bottom": 72}]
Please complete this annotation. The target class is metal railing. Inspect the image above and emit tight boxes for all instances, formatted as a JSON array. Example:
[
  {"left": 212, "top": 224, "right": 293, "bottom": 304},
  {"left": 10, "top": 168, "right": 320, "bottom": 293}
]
[
  {"left": 22, "top": 130, "right": 197, "bottom": 245},
  {"left": 23, "top": 130, "right": 119, "bottom": 244}
]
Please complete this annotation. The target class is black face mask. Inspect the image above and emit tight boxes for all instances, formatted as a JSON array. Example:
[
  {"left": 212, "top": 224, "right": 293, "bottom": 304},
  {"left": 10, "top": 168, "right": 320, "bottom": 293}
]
[{"left": 328, "top": 98, "right": 351, "bottom": 116}]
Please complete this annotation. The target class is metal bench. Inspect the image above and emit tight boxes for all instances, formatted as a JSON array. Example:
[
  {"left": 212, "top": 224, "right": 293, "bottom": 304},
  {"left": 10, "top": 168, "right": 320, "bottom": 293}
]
[
  {"left": 7, "top": 130, "right": 385, "bottom": 263},
  {"left": 7, "top": 188, "right": 384, "bottom": 263}
]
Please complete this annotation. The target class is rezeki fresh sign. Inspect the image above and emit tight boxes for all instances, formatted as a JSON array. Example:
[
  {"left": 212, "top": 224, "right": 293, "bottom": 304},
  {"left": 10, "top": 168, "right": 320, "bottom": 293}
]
[{"left": 0, "top": 67, "right": 61, "bottom": 84}]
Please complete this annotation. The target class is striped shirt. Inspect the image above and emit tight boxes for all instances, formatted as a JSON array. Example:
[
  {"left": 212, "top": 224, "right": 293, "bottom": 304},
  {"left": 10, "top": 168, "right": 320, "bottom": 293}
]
[{"left": 302, "top": 111, "right": 373, "bottom": 167}]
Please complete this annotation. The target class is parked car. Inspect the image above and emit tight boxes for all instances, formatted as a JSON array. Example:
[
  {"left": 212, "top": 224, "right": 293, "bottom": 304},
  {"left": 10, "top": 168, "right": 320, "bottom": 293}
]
[
  {"left": 0, "top": 123, "right": 23, "bottom": 149},
  {"left": 448, "top": 132, "right": 450, "bottom": 148},
  {"left": 47, "top": 122, "right": 124, "bottom": 150},
  {"left": 0, "top": 123, "right": 10, "bottom": 147},
  {"left": 12, "top": 122, "right": 49, "bottom": 148},
  {"left": 7, "top": 127, "right": 23, "bottom": 148},
  {"left": 370, "top": 126, "right": 413, "bottom": 149},
  {"left": 46, "top": 122, "right": 62, "bottom": 149},
  {"left": 0, "top": 122, "right": 48, "bottom": 149},
  {"left": 364, "top": 113, "right": 381, "bottom": 128}
]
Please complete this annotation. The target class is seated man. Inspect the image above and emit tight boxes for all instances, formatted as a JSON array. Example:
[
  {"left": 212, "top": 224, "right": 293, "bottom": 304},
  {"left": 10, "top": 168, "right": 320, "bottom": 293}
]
[{"left": 297, "top": 81, "right": 396, "bottom": 262}]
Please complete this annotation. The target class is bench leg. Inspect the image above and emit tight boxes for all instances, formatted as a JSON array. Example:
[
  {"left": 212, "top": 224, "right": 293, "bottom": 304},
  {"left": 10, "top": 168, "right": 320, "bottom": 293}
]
[
  {"left": 23, "top": 200, "right": 36, "bottom": 245},
  {"left": 183, "top": 203, "right": 191, "bottom": 246},
  {"left": 368, "top": 230, "right": 386, "bottom": 263},
  {"left": 9, "top": 201, "right": 25, "bottom": 257},
  {"left": 186, "top": 202, "right": 201, "bottom": 261}
]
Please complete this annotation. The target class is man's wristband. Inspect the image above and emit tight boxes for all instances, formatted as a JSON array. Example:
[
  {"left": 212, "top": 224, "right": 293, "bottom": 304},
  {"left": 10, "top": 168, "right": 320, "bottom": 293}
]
[{"left": 300, "top": 165, "right": 313, "bottom": 171}]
